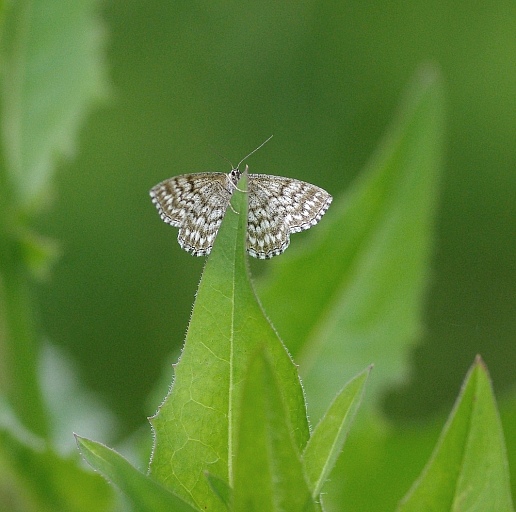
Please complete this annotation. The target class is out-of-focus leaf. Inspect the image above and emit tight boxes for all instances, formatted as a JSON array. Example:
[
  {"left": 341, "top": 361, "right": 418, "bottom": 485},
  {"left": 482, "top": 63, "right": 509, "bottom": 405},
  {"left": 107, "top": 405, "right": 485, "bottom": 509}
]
[
  {"left": 149, "top": 173, "right": 309, "bottom": 511},
  {"left": 0, "top": 0, "right": 107, "bottom": 438},
  {"left": 0, "top": 0, "right": 107, "bottom": 206},
  {"left": 232, "top": 351, "right": 317, "bottom": 511},
  {"left": 0, "top": 424, "right": 113, "bottom": 512},
  {"left": 257, "top": 65, "right": 444, "bottom": 422},
  {"left": 397, "top": 356, "right": 514, "bottom": 512}
]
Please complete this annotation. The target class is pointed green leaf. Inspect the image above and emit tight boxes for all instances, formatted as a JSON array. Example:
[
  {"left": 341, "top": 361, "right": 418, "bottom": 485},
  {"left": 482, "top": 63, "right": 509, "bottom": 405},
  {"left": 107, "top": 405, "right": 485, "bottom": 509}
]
[
  {"left": 302, "top": 366, "right": 370, "bottom": 497},
  {"left": 233, "top": 350, "right": 317, "bottom": 512},
  {"left": 257, "top": 65, "right": 444, "bottom": 422},
  {"left": 149, "top": 173, "right": 310, "bottom": 511},
  {"left": 76, "top": 435, "right": 196, "bottom": 512},
  {"left": 397, "top": 357, "right": 514, "bottom": 512},
  {"left": 0, "top": 0, "right": 107, "bottom": 206},
  {"left": 0, "top": 426, "right": 113, "bottom": 512}
]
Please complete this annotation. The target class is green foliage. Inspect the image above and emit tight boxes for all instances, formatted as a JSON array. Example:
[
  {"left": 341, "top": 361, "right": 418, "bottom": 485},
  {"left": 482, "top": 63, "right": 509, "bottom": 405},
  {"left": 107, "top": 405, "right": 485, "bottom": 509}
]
[
  {"left": 76, "top": 436, "right": 196, "bottom": 512},
  {"left": 0, "top": 426, "right": 113, "bottom": 512},
  {"left": 0, "top": 2, "right": 513, "bottom": 509},
  {"left": 1, "top": 0, "right": 106, "bottom": 207},
  {"left": 147, "top": 172, "right": 310, "bottom": 509},
  {"left": 75, "top": 72, "right": 513, "bottom": 509},
  {"left": 302, "top": 368, "right": 370, "bottom": 497},
  {"left": 232, "top": 351, "right": 317, "bottom": 512},
  {"left": 0, "top": 1, "right": 112, "bottom": 510},
  {"left": 76, "top": 170, "right": 369, "bottom": 510},
  {"left": 398, "top": 357, "right": 513, "bottom": 511},
  {"left": 0, "top": 0, "right": 106, "bottom": 436}
]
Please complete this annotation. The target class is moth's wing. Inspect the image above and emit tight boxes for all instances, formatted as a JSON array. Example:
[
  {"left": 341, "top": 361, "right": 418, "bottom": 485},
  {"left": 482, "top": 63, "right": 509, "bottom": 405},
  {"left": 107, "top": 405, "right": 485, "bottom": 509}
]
[
  {"left": 247, "top": 174, "right": 332, "bottom": 259},
  {"left": 150, "top": 172, "right": 232, "bottom": 256}
]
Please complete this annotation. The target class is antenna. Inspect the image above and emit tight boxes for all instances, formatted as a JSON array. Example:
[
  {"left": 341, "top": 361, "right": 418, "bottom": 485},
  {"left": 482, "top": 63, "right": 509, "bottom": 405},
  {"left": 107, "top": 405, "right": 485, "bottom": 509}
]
[
  {"left": 207, "top": 144, "right": 235, "bottom": 169},
  {"left": 236, "top": 135, "right": 273, "bottom": 169}
]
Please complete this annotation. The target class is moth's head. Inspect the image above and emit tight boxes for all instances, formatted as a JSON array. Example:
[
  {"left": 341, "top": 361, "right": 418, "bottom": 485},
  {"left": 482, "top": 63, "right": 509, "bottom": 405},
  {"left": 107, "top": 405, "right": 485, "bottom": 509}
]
[{"left": 229, "top": 167, "right": 241, "bottom": 180}]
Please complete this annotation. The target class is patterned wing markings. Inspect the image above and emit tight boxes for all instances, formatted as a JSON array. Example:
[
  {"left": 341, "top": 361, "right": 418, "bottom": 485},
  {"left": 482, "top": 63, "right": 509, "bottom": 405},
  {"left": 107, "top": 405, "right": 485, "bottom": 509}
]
[{"left": 150, "top": 169, "right": 332, "bottom": 259}]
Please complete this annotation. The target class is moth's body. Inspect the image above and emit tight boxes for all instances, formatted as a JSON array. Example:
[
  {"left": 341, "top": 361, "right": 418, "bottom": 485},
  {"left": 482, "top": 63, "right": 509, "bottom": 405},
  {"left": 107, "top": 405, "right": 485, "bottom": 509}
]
[{"left": 150, "top": 165, "right": 332, "bottom": 259}]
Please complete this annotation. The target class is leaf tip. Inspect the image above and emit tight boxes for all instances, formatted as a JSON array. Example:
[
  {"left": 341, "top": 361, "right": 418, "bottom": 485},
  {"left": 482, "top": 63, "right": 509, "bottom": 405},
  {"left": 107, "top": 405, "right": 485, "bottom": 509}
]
[{"left": 473, "top": 353, "right": 485, "bottom": 368}]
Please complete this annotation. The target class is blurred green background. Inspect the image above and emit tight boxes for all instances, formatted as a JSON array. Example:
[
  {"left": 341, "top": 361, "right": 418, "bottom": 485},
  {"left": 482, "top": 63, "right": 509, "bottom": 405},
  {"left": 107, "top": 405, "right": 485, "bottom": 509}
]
[{"left": 35, "top": 0, "right": 515, "bottom": 437}]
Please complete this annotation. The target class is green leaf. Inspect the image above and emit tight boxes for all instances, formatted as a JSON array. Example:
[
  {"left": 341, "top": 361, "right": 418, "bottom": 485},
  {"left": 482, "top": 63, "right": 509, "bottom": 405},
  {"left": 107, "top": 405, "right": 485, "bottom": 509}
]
[
  {"left": 397, "top": 356, "right": 514, "bottom": 512},
  {"left": 318, "top": 390, "right": 516, "bottom": 510},
  {"left": 302, "top": 366, "right": 370, "bottom": 497},
  {"left": 0, "top": 425, "right": 113, "bottom": 512},
  {"left": 149, "top": 172, "right": 310, "bottom": 511},
  {"left": 0, "top": 0, "right": 107, "bottom": 206},
  {"left": 257, "top": 65, "right": 444, "bottom": 422},
  {"left": 76, "top": 435, "right": 197, "bottom": 512},
  {"left": 232, "top": 350, "right": 317, "bottom": 512}
]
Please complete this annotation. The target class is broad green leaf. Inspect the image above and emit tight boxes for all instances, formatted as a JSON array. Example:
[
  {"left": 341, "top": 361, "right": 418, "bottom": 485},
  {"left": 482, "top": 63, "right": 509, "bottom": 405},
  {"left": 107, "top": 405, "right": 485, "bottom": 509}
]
[
  {"left": 76, "top": 435, "right": 196, "bottom": 512},
  {"left": 233, "top": 351, "right": 317, "bottom": 512},
  {"left": 149, "top": 173, "right": 310, "bottom": 511},
  {"left": 0, "top": 425, "right": 113, "bottom": 512},
  {"left": 302, "top": 366, "right": 370, "bottom": 497},
  {"left": 257, "top": 65, "right": 444, "bottom": 422},
  {"left": 0, "top": 0, "right": 107, "bottom": 206},
  {"left": 397, "top": 356, "right": 514, "bottom": 512}
]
